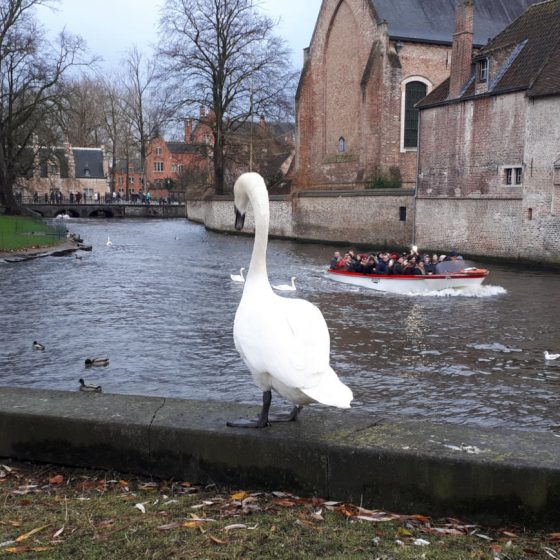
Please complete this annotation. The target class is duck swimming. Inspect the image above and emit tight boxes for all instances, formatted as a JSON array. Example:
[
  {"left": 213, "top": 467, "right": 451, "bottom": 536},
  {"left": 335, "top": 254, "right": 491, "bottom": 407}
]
[
  {"left": 227, "top": 172, "right": 353, "bottom": 428},
  {"left": 85, "top": 358, "right": 110, "bottom": 367},
  {"left": 32, "top": 341, "right": 45, "bottom": 351},
  {"left": 79, "top": 378, "right": 102, "bottom": 393}
]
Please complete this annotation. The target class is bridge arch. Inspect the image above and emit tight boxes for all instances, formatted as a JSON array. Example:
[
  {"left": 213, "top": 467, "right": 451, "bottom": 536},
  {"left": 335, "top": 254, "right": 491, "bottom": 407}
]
[
  {"left": 54, "top": 208, "right": 80, "bottom": 218},
  {"left": 88, "top": 208, "right": 115, "bottom": 218}
]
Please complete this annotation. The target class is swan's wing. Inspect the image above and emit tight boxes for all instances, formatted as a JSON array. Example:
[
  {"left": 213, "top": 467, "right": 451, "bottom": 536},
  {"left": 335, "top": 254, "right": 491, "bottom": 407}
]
[{"left": 234, "top": 295, "right": 331, "bottom": 388}]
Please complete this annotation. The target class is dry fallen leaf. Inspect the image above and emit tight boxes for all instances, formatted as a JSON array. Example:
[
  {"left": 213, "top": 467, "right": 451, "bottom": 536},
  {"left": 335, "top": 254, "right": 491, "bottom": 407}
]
[
  {"left": 52, "top": 527, "right": 64, "bottom": 538},
  {"left": 134, "top": 503, "right": 146, "bottom": 514},
  {"left": 48, "top": 475, "right": 64, "bottom": 485},
  {"left": 224, "top": 524, "right": 248, "bottom": 531},
  {"left": 15, "top": 524, "right": 51, "bottom": 543},
  {"left": 157, "top": 522, "right": 181, "bottom": 531},
  {"left": 183, "top": 521, "right": 204, "bottom": 529},
  {"left": 208, "top": 535, "right": 226, "bottom": 545},
  {"left": 231, "top": 491, "right": 249, "bottom": 501}
]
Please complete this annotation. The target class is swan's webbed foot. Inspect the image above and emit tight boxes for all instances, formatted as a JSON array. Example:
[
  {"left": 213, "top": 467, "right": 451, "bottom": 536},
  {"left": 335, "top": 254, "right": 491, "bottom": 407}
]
[
  {"left": 268, "top": 406, "right": 302, "bottom": 423},
  {"left": 226, "top": 417, "right": 270, "bottom": 429},
  {"left": 226, "top": 390, "right": 272, "bottom": 429}
]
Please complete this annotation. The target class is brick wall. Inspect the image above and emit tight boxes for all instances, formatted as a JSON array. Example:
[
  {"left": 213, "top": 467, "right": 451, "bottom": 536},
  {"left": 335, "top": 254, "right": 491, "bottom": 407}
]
[
  {"left": 417, "top": 90, "right": 560, "bottom": 264},
  {"left": 296, "top": 0, "right": 453, "bottom": 191},
  {"left": 520, "top": 96, "right": 560, "bottom": 261},
  {"left": 187, "top": 190, "right": 415, "bottom": 247}
]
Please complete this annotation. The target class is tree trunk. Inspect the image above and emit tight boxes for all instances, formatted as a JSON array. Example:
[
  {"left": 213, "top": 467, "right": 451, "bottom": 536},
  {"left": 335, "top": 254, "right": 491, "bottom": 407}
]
[{"left": 213, "top": 124, "right": 226, "bottom": 195}]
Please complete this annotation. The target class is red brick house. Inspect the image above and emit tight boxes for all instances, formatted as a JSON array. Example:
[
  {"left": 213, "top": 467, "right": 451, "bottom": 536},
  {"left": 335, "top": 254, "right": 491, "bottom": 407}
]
[
  {"left": 416, "top": 0, "right": 560, "bottom": 262},
  {"left": 145, "top": 118, "right": 208, "bottom": 199},
  {"left": 295, "top": 0, "right": 538, "bottom": 190}
]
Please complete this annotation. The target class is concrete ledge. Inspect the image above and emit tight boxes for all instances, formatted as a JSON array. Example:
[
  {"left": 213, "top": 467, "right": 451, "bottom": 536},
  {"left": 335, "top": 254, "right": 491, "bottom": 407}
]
[{"left": 1, "top": 387, "right": 559, "bottom": 527}]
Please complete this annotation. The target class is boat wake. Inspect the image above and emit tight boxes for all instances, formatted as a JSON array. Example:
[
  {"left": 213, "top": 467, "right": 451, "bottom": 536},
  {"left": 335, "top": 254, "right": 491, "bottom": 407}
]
[{"left": 411, "top": 284, "right": 507, "bottom": 298}]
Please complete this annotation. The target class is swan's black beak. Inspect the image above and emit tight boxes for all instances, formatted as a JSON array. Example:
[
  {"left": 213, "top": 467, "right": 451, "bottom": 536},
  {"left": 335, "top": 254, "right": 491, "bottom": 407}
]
[{"left": 235, "top": 207, "right": 245, "bottom": 231}]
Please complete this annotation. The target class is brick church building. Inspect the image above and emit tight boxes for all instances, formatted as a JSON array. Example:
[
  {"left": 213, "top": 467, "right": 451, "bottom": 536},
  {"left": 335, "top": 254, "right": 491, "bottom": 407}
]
[{"left": 295, "top": 0, "right": 538, "bottom": 191}]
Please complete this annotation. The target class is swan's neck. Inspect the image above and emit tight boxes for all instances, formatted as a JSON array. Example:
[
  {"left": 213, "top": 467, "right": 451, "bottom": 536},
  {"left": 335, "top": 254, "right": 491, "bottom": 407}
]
[{"left": 245, "top": 186, "right": 271, "bottom": 290}]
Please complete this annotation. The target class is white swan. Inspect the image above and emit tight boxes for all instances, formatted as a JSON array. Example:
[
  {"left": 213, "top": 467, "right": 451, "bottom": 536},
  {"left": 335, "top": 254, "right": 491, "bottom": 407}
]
[
  {"left": 230, "top": 268, "right": 246, "bottom": 283},
  {"left": 106, "top": 236, "right": 112, "bottom": 246},
  {"left": 272, "top": 276, "right": 297, "bottom": 292},
  {"left": 228, "top": 172, "right": 353, "bottom": 428},
  {"left": 545, "top": 351, "right": 560, "bottom": 361}
]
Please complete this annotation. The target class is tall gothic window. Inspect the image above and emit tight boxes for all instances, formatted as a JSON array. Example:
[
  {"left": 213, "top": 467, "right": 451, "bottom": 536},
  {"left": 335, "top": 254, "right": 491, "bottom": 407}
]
[
  {"left": 338, "top": 137, "right": 345, "bottom": 153},
  {"left": 404, "top": 81, "right": 427, "bottom": 149}
]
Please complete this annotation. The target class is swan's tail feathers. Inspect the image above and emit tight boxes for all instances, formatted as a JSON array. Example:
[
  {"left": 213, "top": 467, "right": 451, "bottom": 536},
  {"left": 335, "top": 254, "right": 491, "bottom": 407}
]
[{"left": 301, "top": 368, "right": 353, "bottom": 409}]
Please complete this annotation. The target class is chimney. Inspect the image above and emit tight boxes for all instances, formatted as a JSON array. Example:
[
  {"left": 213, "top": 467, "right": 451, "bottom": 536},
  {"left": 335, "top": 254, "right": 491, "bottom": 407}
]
[
  {"left": 199, "top": 106, "right": 206, "bottom": 119},
  {"left": 449, "top": 0, "right": 474, "bottom": 99},
  {"left": 185, "top": 119, "right": 193, "bottom": 144},
  {"left": 259, "top": 115, "right": 266, "bottom": 130}
]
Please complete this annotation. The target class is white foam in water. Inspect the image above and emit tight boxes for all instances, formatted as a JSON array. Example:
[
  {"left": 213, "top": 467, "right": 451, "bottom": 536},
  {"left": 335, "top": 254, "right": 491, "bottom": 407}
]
[{"left": 411, "top": 285, "right": 507, "bottom": 298}]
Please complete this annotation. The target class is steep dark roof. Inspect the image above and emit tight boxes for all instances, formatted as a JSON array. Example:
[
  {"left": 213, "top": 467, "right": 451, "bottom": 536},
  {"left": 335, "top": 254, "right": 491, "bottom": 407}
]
[
  {"left": 371, "top": 0, "right": 539, "bottom": 46},
  {"left": 73, "top": 148, "right": 105, "bottom": 179},
  {"left": 419, "top": 0, "right": 560, "bottom": 107},
  {"left": 166, "top": 142, "right": 199, "bottom": 155}
]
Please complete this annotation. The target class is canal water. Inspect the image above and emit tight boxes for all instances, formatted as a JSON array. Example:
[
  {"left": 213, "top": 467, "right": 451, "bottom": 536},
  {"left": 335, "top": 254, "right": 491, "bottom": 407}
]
[{"left": 1, "top": 218, "right": 559, "bottom": 435}]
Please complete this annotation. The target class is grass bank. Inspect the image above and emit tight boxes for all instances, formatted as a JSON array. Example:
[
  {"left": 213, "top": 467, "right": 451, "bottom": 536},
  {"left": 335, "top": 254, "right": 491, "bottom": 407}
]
[
  {"left": 0, "top": 460, "right": 558, "bottom": 559},
  {"left": 0, "top": 215, "right": 66, "bottom": 252}
]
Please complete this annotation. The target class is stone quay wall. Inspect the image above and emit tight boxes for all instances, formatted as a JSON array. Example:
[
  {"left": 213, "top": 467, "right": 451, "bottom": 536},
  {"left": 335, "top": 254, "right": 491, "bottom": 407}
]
[{"left": 187, "top": 189, "right": 415, "bottom": 248}]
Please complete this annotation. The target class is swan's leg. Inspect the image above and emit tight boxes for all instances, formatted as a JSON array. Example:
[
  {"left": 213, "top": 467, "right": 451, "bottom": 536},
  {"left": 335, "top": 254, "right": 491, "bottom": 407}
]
[
  {"left": 268, "top": 406, "right": 303, "bottom": 423},
  {"left": 226, "top": 390, "right": 272, "bottom": 428}
]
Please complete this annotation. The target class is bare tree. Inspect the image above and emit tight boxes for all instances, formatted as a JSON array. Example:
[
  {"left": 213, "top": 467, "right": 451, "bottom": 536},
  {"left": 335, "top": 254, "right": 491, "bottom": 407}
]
[
  {"left": 98, "top": 75, "right": 128, "bottom": 195},
  {"left": 56, "top": 76, "right": 108, "bottom": 147},
  {"left": 159, "top": 0, "right": 297, "bottom": 195},
  {"left": 0, "top": 0, "right": 92, "bottom": 213},
  {"left": 120, "top": 47, "right": 174, "bottom": 190}
]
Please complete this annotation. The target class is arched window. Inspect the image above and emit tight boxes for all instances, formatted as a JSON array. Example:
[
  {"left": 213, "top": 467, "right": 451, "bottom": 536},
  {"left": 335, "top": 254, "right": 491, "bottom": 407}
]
[
  {"left": 338, "top": 137, "right": 345, "bottom": 153},
  {"left": 403, "top": 81, "right": 428, "bottom": 149}
]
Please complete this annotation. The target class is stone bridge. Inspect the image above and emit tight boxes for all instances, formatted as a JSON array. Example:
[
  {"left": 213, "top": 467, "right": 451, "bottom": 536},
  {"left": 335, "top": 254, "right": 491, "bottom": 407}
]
[{"left": 25, "top": 202, "right": 186, "bottom": 219}]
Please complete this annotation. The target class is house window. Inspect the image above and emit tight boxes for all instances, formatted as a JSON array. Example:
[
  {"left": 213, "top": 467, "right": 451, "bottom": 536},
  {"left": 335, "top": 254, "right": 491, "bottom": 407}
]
[
  {"left": 118, "top": 176, "right": 124, "bottom": 185},
  {"left": 504, "top": 167, "right": 522, "bottom": 186},
  {"left": 155, "top": 147, "right": 162, "bottom": 156},
  {"left": 404, "top": 81, "right": 427, "bottom": 149},
  {"left": 129, "top": 176, "right": 134, "bottom": 184},
  {"left": 506, "top": 168, "right": 513, "bottom": 185},
  {"left": 399, "top": 207, "right": 407, "bottom": 221},
  {"left": 338, "top": 137, "right": 345, "bottom": 153},
  {"left": 172, "top": 164, "right": 177, "bottom": 173},
  {"left": 479, "top": 59, "right": 488, "bottom": 82},
  {"left": 154, "top": 161, "right": 164, "bottom": 172}
]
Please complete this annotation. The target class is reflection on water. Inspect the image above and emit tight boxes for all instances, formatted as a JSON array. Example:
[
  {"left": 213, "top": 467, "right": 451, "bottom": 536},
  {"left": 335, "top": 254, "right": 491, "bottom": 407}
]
[{"left": 1, "top": 218, "right": 560, "bottom": 434}]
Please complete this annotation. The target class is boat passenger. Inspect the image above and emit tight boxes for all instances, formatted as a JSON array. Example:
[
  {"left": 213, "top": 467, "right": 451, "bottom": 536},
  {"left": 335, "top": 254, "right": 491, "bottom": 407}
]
[
  {"left": 362, "top": 256, "right": 376, "bottom": 274},
  {"left": 375, "top": 253, "right": 390, "bottom": 275},
  {"left": 392, "top": 256, "right": 407, "bottom": 275},
  {"left": 405, "top": 256, "right": 423, "bottom": 275},
  {"left": 423, "top": 255, "right": 437, "bottom": 275},
  {"left": 330, "top": 251, "right": 342, "bottom": 270}
]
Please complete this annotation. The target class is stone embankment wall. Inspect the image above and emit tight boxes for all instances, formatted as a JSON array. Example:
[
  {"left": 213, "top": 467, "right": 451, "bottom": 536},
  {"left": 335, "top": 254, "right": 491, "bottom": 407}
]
[{"left": 187, "top": 190, "right": 415, "bottom": 248}]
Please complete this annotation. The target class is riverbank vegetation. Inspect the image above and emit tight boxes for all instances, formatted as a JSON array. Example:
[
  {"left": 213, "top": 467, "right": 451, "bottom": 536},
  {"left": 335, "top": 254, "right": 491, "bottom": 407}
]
[
  {"left": 0, "top": 460, "right": 557, "bottom": 559},
  {"left": 0, "top": 216, "right": 64, "bottom": 252}
]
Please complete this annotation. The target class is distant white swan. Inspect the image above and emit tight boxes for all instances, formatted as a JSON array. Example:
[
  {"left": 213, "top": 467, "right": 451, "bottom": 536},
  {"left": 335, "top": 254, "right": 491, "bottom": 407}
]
[
  {"left": 272, "top": 276, "right": 297, "bottom": 292},
  {"left": 106, "top": 236, "right": 113, "bottom": 246},
  {"left": 227, "top": 172, "right": 353, "bottom": 428},
  {"left": 230, "top": 268, "right": 246, "bottom": 283},
  {"left": 545, "top": 351, "right": 560, "bottom": 361}
]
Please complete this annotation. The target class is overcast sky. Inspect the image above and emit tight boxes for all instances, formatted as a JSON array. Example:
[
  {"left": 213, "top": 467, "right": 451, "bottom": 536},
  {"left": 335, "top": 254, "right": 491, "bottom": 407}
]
[{"left": 37, "top": 0, "right": 322, "bottom": 71}]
